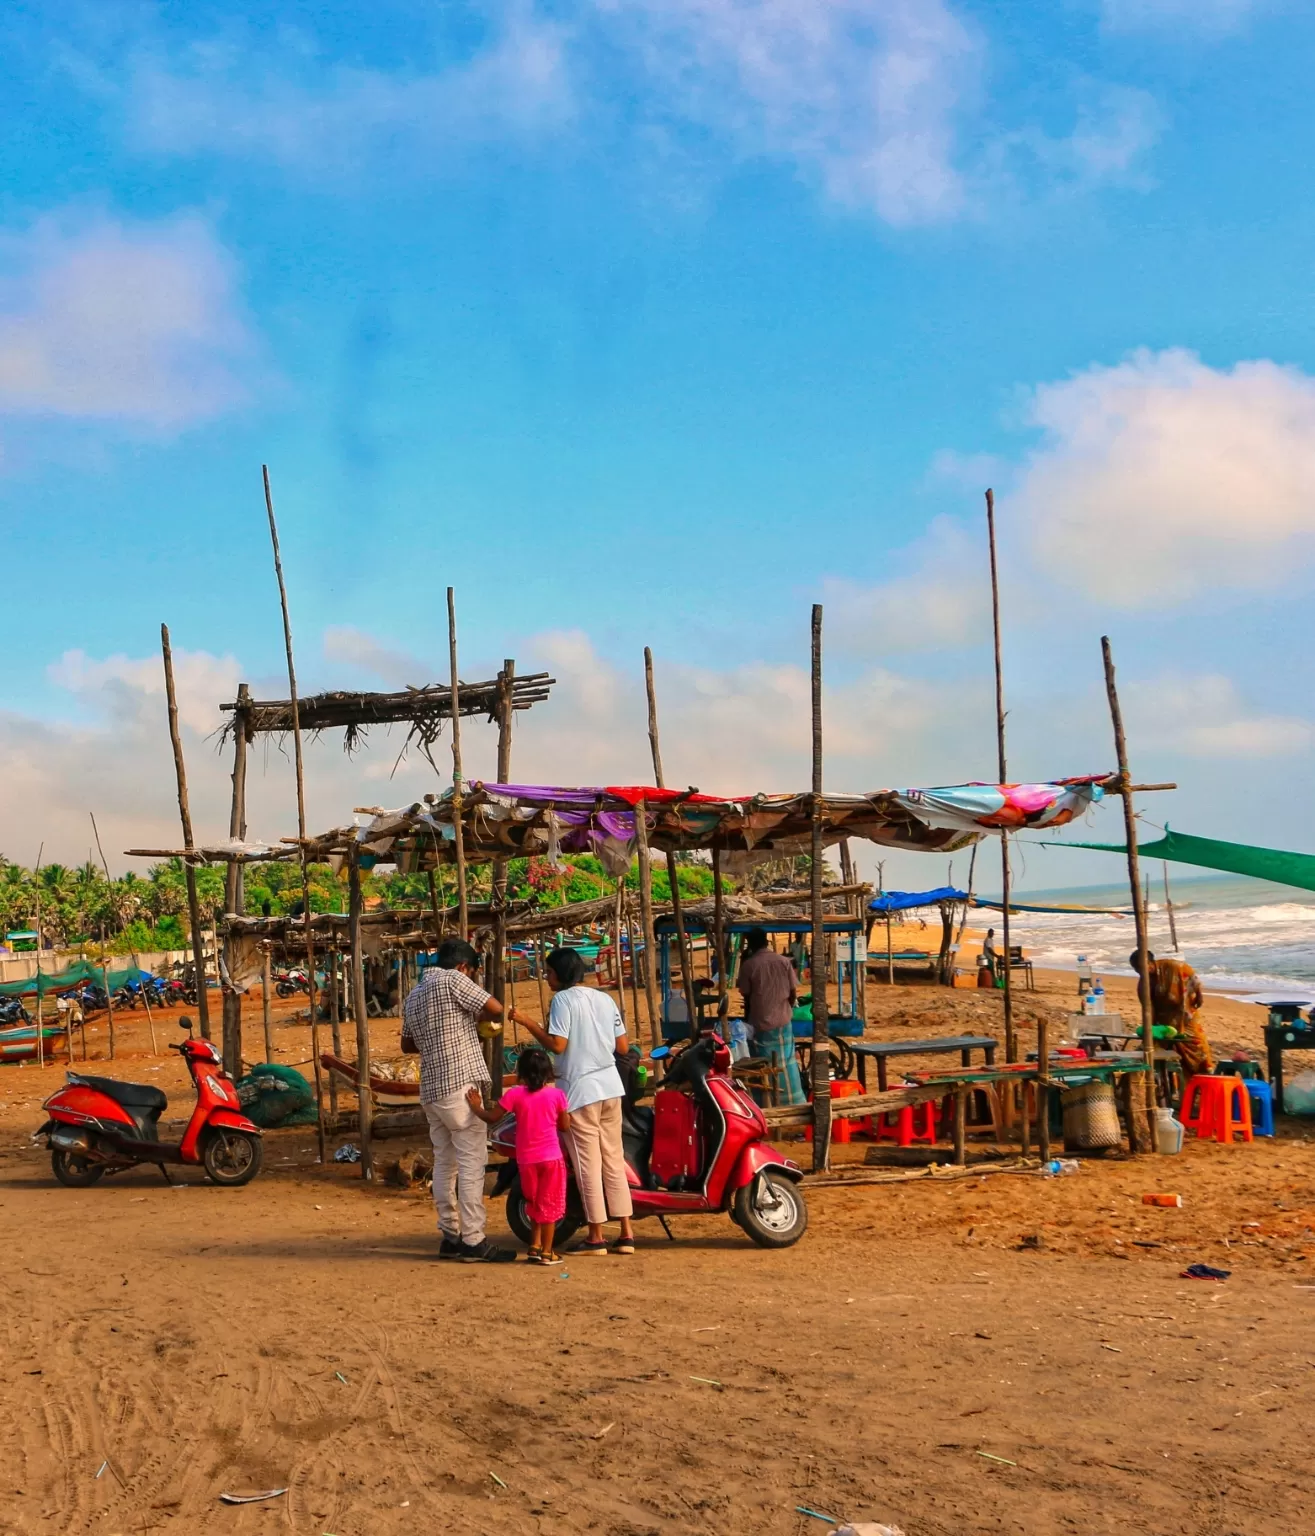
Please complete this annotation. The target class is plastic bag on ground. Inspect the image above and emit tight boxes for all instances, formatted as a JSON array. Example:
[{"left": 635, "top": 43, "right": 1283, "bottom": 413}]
[{"left": 1282, "top": 1069, "right": 1315, "bottom": 1115}]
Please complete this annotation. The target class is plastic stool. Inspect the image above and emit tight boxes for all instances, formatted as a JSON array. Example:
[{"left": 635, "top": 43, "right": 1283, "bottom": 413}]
[
  {"left": 876, "top": 1099, "right": 938, "bottom": 1147},
  {"left": 1180, "top": 1075, "right": 1254, "bottom": 1144},
  {"left": 1217, "top": 1059, "right": 1265, "bottom": 1082},
  {"left": 1244, "top": 1078, "right": 1274, "bottom": 1137},
  {"left": 803, "top": 1078, "right": 865, "bottom": 1143}
]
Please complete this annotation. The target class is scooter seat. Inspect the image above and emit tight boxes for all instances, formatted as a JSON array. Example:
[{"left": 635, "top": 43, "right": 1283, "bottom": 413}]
[{"left": 68, "top": 1074, "right": 167, "bottom": 1114}]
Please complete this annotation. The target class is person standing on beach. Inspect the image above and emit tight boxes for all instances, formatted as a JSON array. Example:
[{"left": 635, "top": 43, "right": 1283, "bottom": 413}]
[
  {"left": 738, "top": 927, "right": 805, "bottom": 1105},
  {"left": 510, "top": 948, "right": 636, "bottom": 1257},
  {"left": 402, "top": 937, "right": 515, "bottom": 1263},
  {"left": 1130, "top": 950, "right": 1213, "bottom": 1076}
]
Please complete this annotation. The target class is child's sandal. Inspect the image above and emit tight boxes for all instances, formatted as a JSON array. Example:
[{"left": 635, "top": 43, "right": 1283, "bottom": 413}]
[
  {"left": 525, "top": 1246, "right": 543, "bottom": 1264},
  {"left": 540, "top": 1250, "right": 563, "bottom": 1265}
]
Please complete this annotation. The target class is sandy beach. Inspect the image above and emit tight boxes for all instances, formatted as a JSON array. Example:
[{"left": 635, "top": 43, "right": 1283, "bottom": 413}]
[{"left": 1, "top": 971, "right": 1313, "bottom": 1534}]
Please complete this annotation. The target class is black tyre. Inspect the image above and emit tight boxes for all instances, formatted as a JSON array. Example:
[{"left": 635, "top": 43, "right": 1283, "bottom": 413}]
[
  {"left": 51, "top": 1149, "right": 105, "bottom": 1188},
  {"left": 732, "top": 1173, "right": 808, "bottom": 1248},
  {"left": 504, "top": 1177, "right": 582, "bottom": 1251},
  {"left": 202, "top": 1128, "right": 263, "bottom": 1186}
]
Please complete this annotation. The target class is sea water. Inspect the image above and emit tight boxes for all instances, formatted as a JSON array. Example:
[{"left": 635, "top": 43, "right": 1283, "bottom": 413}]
[{"left": 997, "top": 874, "right": 1315, "bottom": 1005}]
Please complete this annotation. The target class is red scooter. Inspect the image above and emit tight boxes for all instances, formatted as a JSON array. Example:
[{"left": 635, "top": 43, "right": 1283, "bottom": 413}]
[
  {"left": 491, "top": 1032, "right": 807, "bottom": 1249},
  {"left": 36, "top": 1018, "right": 263, "bottom": 1188}
]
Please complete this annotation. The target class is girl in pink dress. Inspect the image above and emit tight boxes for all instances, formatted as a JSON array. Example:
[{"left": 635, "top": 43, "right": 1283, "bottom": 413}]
[{"left": 467, "top": 1047, "right": 570, "bottom": 1264}]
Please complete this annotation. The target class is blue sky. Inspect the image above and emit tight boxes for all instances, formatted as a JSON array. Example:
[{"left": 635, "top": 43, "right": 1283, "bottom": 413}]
[{"left": 2, "top": 0, "right": 1314, "bottom": 891}]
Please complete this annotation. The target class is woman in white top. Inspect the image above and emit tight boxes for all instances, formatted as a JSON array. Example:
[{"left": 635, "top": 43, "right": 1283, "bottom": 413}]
[{"left": 510, "top": 946, "right": 636, "bottom": 1255}]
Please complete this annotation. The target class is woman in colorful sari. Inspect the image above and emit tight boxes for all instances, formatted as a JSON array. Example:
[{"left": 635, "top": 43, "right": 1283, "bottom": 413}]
[{"left": 1131, "top": 950, "right": 1213, "bottom": 1077}]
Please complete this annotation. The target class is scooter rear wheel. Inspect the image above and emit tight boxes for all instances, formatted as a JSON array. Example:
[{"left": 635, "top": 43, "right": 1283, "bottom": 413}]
[
  {"left": 52, "top": 1148, "right": 105, "bottom": 1187},
  {"left": 733, "top": 1172, "right": 808, "bottom": 1248},
  {"left": 504, "top": 1176, "right": 581, "bottom": 1252},
  {"left": 202, "top": 1128, "right": 263, "bottom": 1186}
]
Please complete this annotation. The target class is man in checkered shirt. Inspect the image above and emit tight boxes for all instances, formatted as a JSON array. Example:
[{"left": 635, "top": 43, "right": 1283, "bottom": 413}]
[{"left": 402, "top": 937, "right": 515, "bottom": 1262}]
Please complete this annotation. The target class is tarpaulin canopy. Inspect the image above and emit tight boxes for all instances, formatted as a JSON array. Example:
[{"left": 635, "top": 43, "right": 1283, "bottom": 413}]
[
  {"left": 869, "top": 887, "right": 968, "bottom": 913},
  {"left": 264, "top": 776, "right": 1110, "bottom": 878},
  {"left": 1052, "top": 827, "right": 1315, "bottom": 895},
  {"left": 0, "top": 961, "right": 150, "bottom": 998}
]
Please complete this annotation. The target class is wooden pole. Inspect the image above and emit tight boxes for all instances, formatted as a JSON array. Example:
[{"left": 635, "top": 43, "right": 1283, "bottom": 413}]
[
  {"left": 90, "top": 813, "right": 156, "bottom": 1056},
  {"left": 220, "top": 683, "right": 251, "bottom": 1077},
  {"left": 33, "top": 843, "right": 44, "bottom": 1068},
  {"left": 348, "top": 852, "right": 374, "bottom": 1180},
  {"left": 625, "top": 900, "right": 643, "bottom": 1033},
  {"left": 1163, "top": 863, "right": 1180, "bottom": 953},
  {"left": 643, "top": 647, "right": 696, "bottom": 1033},
  {"left": 160, "top": 623, "right": 212, "bottom": 1043},
  {"left": 885, "top": 912, "right": 893, "bottom": 985},
  {"left": 328, "top": 949, "right": 341, "bottom": 1118},
  {"left": 712, "top": 847, "right": 728, "bottom": 1028},
  {"left": 489, "top": 659, "right": 515, "bottom": 1098},
  {"left": 985, "top": 489, "right": 1017, "bottom": 1072},
  {"left": 446, "top": 588, "right": 469, "bottom": 939},
  {"left": 426, "top": 870, "right": 443, "bottom": 941},
  {"left": 612, "top": 885, "right": 627, "bottom": 1027},
  {"left": 262, "top": 465, "right": 326, "bottom": 1163},
  {"left": 1102, "top": 635, "right": 1157, "bottom": 1142},
  {"left": 809, "top": 604, "right": 831, "bottom": 1172},
  {"left": 632, "top": 798, "right": 662, "bottom": 1053},
  {"left": 261, "top": 944, "right": 273, "bottom": 1062},
  {"left": 534, "top": 937, "right": 549, "bottom": 1022}
]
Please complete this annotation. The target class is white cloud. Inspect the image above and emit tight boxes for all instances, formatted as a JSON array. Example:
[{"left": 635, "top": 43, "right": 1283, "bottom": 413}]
[
  {"left": 120, "top": 11, "right": 572, "bottom": 173},
  {"left": 321, "top": 627, "right": 432, "bottom": 691},
  {"left": 0, "top": 212, "right": 253, "bottom": 428},
  {"left": 3, "top": 628, "right": 996, "bottom": 867},
  {"left": 1100, "top": 0, "right": 1270, "bottom": 35},
  {"left": 821, "top": 517, "right": 990, "bottom": 651},
  {"left": 1012, "top": 348, "right": 1315, "bottom": 605},
  {"left": 1127, "top": 673, "right": 1312, "bottom": 759},
  {"left": 599, "top": 0, "right": 980, "bottom": 225}
]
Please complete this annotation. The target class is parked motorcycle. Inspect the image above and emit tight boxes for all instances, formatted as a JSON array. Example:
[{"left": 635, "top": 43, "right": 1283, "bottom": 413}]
[
  {"left": 275, "top": 968, "right": 310, "bottom": 999},
  {"left": 36, "top": 1017, "right": 263, "bottom": 1188},
  {"left": 0, "top": 997, "right": 32, "bottom": 1026},
  {"left": 490, "top": 1032, "right": 806, "bottom": 1250}
]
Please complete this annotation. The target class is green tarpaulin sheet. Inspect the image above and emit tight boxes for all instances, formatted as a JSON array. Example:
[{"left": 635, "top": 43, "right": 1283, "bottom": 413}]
[
  {"left": 1052, "top": 827, "right": 1315, "bottom": 895},
  {"left": 0, "top": 961, "right": 149, "bottom": 998}
]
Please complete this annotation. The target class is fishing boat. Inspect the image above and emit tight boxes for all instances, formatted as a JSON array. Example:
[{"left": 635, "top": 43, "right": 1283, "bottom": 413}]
[
  {"left": 319, "top": 1053, "right": 421, "bottom": 1107},
  {"left": 0, "top": 1022, "right": 67, "bottom": 1064}
]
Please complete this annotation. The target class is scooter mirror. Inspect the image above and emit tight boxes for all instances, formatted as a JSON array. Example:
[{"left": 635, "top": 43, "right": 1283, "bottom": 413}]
[{"left": 178, "top": 1015, "right": 195, "bottom": 1036}]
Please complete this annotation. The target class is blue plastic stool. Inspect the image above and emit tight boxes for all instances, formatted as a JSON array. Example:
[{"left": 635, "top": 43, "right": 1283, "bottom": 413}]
[
  {"left": 1218, "top": 1060, "right": 1265, "bottom": 1082},
  {"left": 1244, "top": 1078, "right": 1274, "bottom": 1136}
]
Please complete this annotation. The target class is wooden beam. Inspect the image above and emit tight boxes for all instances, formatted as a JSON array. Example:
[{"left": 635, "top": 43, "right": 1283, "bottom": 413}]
[
  {"left": 161, "top": 622, "right": 212, "bottom": 1043},
  {"left": 262, "top": 465, "right": 326, "bottom": 1164},
  {"left": 633, "top": 799, "right": 662, "bottom": 1054},
  {"left": 261, "top": 944, "right": 273, "bottom": 1063},
  {"left": 644, "top": 646, "right": 696, "bottom": 1035},
  {"left": 1102, "top": 636, "right": 1157, "bottom": 1148},
  {"left": 447, "top": 587, "right": 469, "bottom": 938},
  {"left": 810, "top": 603, "right": 831, "bottom": 1173},
  {"left": 489, "top": 657, "right": 515, "bottom": 1099},
  {"left": 348, "top": 851, "right": 375, "bottom": 1180}
]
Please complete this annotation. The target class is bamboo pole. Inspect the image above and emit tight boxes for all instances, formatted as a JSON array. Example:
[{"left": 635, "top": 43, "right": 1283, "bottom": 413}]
[
  {"left": 426, "top": 870, "right": 443, "bottom": 943},
  {"left": 33, "top": 843, "right": 44, "bottom": 1068},
  {"left": 447, "top": 588, "right": 469, "bottom": 939},
  {"left": 643, "top": 647, "right": 696, "bottom": 1034},
  {"left": 489, "top": 659, "right": 515, "bottom": 1098},
  {"left": 262, "top": 944, "right": 274, "bottom": 1062},
  {"left": 632, "top": 798, "right": 662, "bottom": 1053},
  {"left": 985, "top": 490, "right": 1017, "bottom": 1071},
  {"left": 712, "top": 847, "right": 727, "bottom": 1028},
  {"left": 348, "top": 852, "right": 374, "bottom": 1180},
  {"left": 328, "top": 949, "right": 341, "bottom": 1118},
  {"left": 809, "top": 604, "right": 831, "bottom": 1172},
  {"left": 612, "top": 885, "right": 627, "bottom": 1028},
  {"left": 625, "top": 900, "right": 643, "bottom": 1033},
  {"left": 262, "top": 466, "right": 326, "bottom": 1163},
  {"left": 90, "top": 813, "right": 156, "bottom": 1056},
  {"left": 220, "top": 682, "right": 251, "bottom": 1078},
  {"left": 1163, "top": 863, "right": 1180, "bottom": 952},
  {"left": 1101, "top": 636, "right": 1157, "bottom": 1145},
  {"left": 160, "top": 623, "right": 212, "bottom": 1043},
  {"left": 534, "top": 937, "right": 549, "bottom": 1021}
]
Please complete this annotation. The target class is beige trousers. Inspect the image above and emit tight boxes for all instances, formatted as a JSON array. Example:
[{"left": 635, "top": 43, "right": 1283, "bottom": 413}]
[
  {"left": 567, "top": 1097, "right": 633, "bottom": 1225},
  {"left": 424, "top": 1084, "right": 488, "bottom": 1244}
]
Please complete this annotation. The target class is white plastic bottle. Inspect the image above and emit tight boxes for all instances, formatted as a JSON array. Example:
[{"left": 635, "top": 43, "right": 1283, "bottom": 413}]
[
  {"left": 1077, "top": 954, "right": 1092, "bottom": 997},
  {"left": 1086, "top": 978, "right": 1105, "bottom": 1016}
]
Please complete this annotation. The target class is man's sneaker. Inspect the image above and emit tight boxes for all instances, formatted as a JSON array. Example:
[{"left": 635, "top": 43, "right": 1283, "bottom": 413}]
[
  {"left": 437, "top": 1235, "right": 463, "bottom": 1261},
  {"left": 459, "top": 1238, "right": 516, "bottom": 1264}
]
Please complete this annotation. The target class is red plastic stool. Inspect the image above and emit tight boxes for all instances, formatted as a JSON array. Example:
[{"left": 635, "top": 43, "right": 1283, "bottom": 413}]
[
  {"left": 803, "top": 1079, "right": 866, "bottom": 1142},
  {"left": 1180, "top": 1074, "right": 1253, "bottom": 1144},
  {"left": 875, "top": 1099, "right": 938, "bottom": 1148}
]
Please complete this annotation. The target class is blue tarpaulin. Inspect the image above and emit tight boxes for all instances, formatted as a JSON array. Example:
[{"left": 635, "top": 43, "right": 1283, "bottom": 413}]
[{"left": 868, "top": 887, "right": 968, "bottom": 913}]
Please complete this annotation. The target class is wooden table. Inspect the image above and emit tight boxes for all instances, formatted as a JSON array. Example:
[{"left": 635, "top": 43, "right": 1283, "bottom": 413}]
[{"left": 849, "top": 1034, "right": 998, "bottom": 1092}]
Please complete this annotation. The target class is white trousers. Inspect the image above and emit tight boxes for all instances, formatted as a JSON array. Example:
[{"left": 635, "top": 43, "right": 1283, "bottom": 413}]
[{"left": 424, "top": 1085, "right": 488, "bottom": 1244}]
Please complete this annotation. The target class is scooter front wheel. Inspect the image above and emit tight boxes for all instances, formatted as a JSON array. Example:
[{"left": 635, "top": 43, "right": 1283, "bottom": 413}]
[
  {"left": 733, "top": 1172, "right": 808, "bottom": 1248},
  {"left": 52, "top": 1148, "right": 105, "bottom": 1187},
  {"left": 504, "top": 1176, "right": 582, "bottom": 1252},
  {"left": 202, "top": 1128, "right": 263, "bottom": 1187}
]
